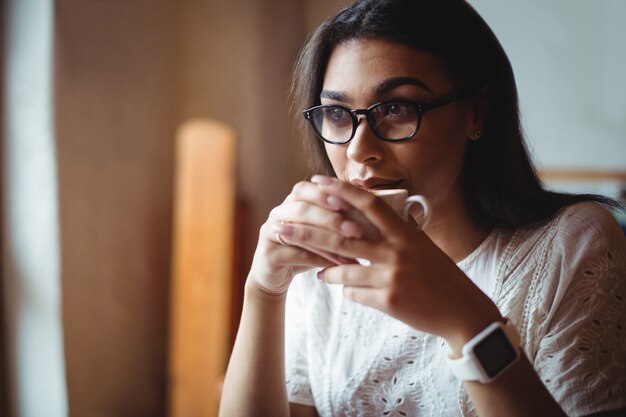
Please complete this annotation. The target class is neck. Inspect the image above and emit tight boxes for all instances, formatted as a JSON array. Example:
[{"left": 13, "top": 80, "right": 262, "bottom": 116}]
[{"left": 423, "top": 191, "right": 491, "bottom": 263}]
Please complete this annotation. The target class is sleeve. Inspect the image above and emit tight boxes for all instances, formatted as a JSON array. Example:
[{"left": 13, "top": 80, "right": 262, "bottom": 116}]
[
  {"left": 533, "top": 203, "right": 626, "bottom": 416},
  {"left": 284, "top": 272, "right": 316, "bottom": 406}
]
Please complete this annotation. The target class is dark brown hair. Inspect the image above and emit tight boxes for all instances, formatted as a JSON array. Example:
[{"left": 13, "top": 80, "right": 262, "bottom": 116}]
[{"left": 291, "top": 0, "right": 617, "bottom": 229}]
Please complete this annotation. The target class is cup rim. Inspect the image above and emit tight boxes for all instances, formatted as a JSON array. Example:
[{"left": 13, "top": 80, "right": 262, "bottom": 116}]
[{"left": 371, "top": 188, "right": 408, "bottom": 197}]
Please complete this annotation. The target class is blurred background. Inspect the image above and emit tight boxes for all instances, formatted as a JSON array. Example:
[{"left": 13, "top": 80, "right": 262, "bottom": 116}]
[{"left": 1, "top": 0, "right": 624, "bottom": 416}]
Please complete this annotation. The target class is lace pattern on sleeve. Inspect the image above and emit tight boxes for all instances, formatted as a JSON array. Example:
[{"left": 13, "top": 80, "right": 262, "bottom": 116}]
[
  {"left": 459, "top": 204, "right": 626, "bottom": 416},
  {"left": 535, "top": 245, "right": 626, "bottom": 414}
]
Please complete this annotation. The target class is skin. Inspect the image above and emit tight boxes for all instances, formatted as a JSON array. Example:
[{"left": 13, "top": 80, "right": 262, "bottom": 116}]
[{"left": 220, "top": 39, "right": 572, "bottom": 417}]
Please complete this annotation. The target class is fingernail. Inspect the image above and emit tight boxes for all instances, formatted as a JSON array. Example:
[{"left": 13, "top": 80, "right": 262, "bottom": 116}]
[
  {"left": 357, "top": 258, "right": 371, "bottom": 267},
  {"left": 273, "top": 223, "right": 294, "bottom": 237},
  {"left": 340, "top": 219, "right": 362, "bottom": 238},
  {"left": 316, "top": 269, "right": 325, "bottom": 281},
  {"left": 311, "top": 175, "right": 333, "bottom": 185},
  {"left": 327, "top": 195, "right": 350, "bottom": 210}
]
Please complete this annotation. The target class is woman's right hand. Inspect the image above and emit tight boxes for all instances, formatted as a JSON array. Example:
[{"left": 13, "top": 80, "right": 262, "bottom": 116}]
[{"left": 247, "top": 180, "right": 365, "bottom": 297}]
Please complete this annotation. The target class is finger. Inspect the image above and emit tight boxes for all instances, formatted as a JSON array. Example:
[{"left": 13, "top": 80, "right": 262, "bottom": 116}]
[
  {"left": 285, "top": 180, "right": 351, "bottom": 212},
  {"left": 275, "top": 221, "right": 386, "bottom": 264},
  {"left": 285, "top": 179, "right": 379, "bottom": 241},
  {"left": 342, "top": 285, "right": 387, "bottom": 310},
  {"left": 318, "top": 264, "right": 387, "bottom": 287},
  {"left": 290, "top": 242, "right": 347, "bottom": 265},
  {"left": 264, "top": 227, "right": 339, "bottom": 268},
  {"left": 271, "top": 181, "right": 364, "bottom": 241},
  {"left": 311, "top": 175, "right": 407, "bottom": 237},
  {"left": 271, "top": 243, "right": 338, "bottom": 269},
  {"left": 275, "top": 230, "right": 288, "bottom": 246},
  {"left": 274, "top": 224, "right": 351, "bottom": 265},
  {"left": 275, "top": 201, "right": 364, "bottom": 238}
]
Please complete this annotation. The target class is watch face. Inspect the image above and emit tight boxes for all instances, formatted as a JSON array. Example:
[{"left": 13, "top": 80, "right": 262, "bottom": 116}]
[{"left": 473, "top": 327, "right": 518, "bottom": 378}]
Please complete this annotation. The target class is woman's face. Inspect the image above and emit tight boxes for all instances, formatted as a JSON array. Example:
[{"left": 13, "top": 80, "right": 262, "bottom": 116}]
[{"left": 321, "top": 39, "right": 478, "bottom": 211}]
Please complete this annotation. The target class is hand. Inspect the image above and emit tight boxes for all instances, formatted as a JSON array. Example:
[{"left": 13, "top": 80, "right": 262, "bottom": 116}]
[
  {"left": 284, "top": 175, "right": 502, "bottom": 348},
  {"left": 247, "top": 180, "right": 365, "bottom": 297}
]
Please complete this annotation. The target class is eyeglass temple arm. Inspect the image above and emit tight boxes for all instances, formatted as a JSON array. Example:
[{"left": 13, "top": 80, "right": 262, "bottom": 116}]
[{"left": 420, "top": 85, "right": 482, "bottom": 112}]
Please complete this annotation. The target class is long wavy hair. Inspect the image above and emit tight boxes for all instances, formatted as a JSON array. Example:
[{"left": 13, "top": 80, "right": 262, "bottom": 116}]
[{"left": 291, "top": 0, "right": 616, "bottom": 229}]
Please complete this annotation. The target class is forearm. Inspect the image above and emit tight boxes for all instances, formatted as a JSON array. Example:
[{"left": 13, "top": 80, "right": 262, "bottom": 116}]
[
  {"left": 443, "top": 298, "right": 565, "bottom": 417},
  {"left": 219, "top": 281, "right": 290, "bottom": 417},
  {"left": 465, "top": 354, "right": 566, "bottom": 417}
]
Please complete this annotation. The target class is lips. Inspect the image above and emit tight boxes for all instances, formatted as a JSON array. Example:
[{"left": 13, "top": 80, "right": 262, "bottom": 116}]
[{"left": 349, "top": 178, "right": 403, "bottom": 190}]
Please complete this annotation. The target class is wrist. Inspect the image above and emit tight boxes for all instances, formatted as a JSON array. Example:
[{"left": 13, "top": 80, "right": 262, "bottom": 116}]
[
  {"left": 444, "top": 306, "right": 504, "bottom": 358},
  {"left": 245, "top": 276, "right": 289, "bottom": 302},
  {"left": 446, "top": 318, "right": 522, "bottom": 384}
]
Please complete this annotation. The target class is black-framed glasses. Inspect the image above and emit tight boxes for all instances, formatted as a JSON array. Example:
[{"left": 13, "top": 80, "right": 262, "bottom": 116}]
[{"left": 303, "top": 87, "right": 473, "bottom": 145}]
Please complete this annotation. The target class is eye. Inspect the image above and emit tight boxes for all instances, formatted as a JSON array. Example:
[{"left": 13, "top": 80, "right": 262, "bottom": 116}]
[
  {"left": 379, "top": 102, "right": 416, "bottom": 120},
  {"left": 323, "top": 107, "right": 351, "bottom": 126},
  {"left": 388, "top": 104, "right": 403, "bottom": 115}
]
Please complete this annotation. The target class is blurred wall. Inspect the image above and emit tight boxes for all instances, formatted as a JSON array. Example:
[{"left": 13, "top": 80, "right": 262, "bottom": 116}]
[
  {"left": 52, "top": 0, "right": 344, "bottom": 415},
  {"left": 470, "top": 0, "right": 626, "bottom": 171},
  {"left": 176, "top": 0, "right": 307, "bottom": 238},
  {"left": 55, "top": 0, "right": 178, "bottom": 415}
]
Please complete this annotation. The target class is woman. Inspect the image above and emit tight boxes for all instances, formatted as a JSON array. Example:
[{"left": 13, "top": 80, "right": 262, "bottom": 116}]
[{"left": 219, "top": 1, "right": 626, "bottom": 416}]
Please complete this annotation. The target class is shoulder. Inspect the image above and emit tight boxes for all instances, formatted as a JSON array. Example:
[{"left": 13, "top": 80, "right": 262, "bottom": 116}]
[
  {"left": 549, "top": 202, "right": 626, "bottom": 259},
  {"left": 494, "top": 202, "right": 625, "bottom": 322},
  {"left": 526, "top": 201, "right": 626, "bottom": 317},
  {"left": 493, "top": 203, "right": 623, "bottom": 279},
  {"left": 554, "top": 201, "right": 622, "bottom": 237}
]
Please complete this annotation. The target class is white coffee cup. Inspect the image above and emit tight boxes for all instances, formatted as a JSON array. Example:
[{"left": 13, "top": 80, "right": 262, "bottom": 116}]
[{"left": 371, "top": 189, "right": 431, "bottom": 228}]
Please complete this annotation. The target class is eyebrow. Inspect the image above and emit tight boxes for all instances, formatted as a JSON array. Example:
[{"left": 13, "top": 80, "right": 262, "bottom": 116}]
[
  {"left": 320, "top": 76, "right": 433, "bottom": 102},
  {"left": 374, "top": 76, "right": 433, "bottom": 95},
  {"left": 320, "top": 89, "right": 347, "bottom": 101}
]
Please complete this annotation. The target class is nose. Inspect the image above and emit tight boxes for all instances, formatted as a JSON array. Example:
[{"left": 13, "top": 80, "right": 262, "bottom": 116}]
[{"left": 346, "top": 116, "right": 385, "bottom": 164}]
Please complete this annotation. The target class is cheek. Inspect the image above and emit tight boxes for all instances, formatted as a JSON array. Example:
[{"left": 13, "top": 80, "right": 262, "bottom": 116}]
[
  {"left": 416, "top": 134, "right": 467, "bottom": 175},
  {"left": 416, "top": 113, "right": 469, "bottom": 167},
  {"left": 324, "top": 144, "right": 348, "bottom": 178},
  {"left": 395, "top": 133, "right": 467, "bottom": 195}
]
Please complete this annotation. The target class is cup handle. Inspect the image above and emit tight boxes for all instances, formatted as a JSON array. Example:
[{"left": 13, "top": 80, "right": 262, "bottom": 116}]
[{"left": 404, "top": 195, "right": 430, "bottom": 229}]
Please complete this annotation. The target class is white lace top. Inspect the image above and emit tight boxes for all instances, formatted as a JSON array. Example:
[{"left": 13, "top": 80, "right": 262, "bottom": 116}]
[{"left": 284, "top": 202, "right": 626, "bottom": 417}]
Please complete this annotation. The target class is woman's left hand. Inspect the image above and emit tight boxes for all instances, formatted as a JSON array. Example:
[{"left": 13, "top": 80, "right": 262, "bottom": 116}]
[{"left": 290, "top": 175, "right": 502, "bottom": 351}]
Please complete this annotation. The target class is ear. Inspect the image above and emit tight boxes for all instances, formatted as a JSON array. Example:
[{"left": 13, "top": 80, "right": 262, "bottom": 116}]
[{"left": 465, "top": 86, "right": 490, "bottom": 140}]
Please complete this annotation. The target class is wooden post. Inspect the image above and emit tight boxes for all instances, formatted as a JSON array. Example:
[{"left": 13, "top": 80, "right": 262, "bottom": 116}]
[{"left": 168, "top": 119, "right": 236, "bottom": 417}]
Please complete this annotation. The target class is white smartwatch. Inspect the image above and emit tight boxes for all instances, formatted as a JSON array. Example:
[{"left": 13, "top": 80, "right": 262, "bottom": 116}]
[{"left": 447, "top": 319, "right": 521, "bottom": 383}]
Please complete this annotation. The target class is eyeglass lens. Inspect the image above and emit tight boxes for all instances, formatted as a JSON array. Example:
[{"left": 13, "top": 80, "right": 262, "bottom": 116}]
[
  {"left": 312, "top": 107, "right": 353, "bottom": 143},
  {"left": 311, "top": 102, "right": 419, "bottom": 143}
]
